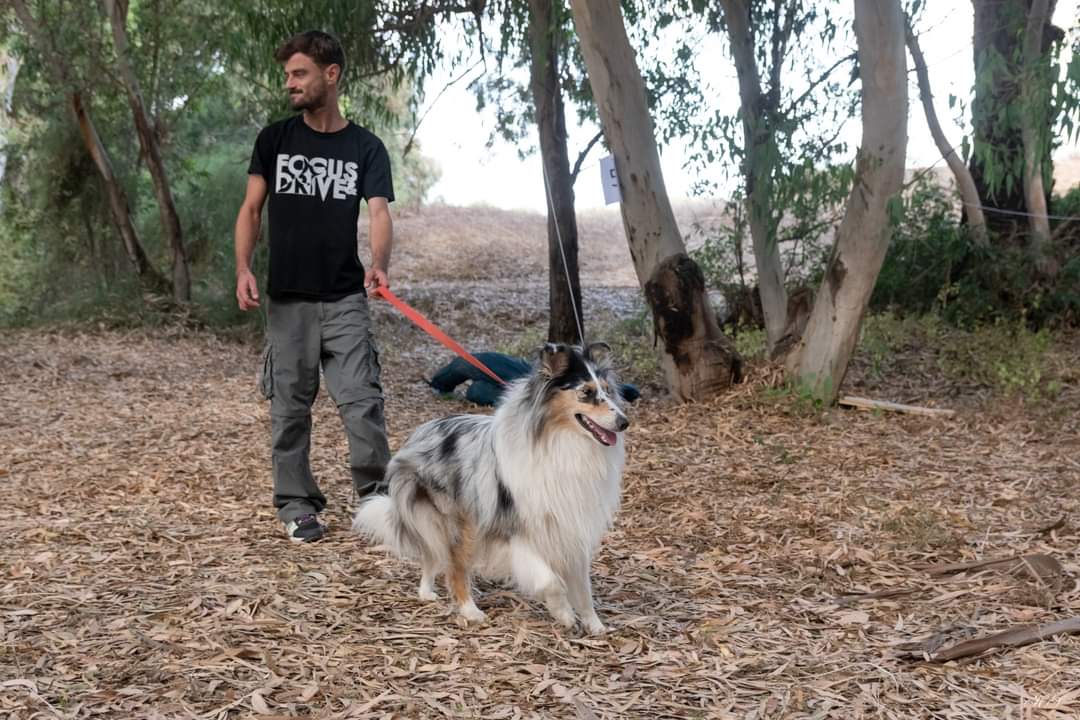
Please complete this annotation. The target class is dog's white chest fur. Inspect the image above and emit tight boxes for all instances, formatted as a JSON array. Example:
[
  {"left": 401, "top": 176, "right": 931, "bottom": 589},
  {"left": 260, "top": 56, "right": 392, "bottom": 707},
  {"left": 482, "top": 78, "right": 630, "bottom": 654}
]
[{"left": 495, "top": 426, "right": 624, "bottom": 566}]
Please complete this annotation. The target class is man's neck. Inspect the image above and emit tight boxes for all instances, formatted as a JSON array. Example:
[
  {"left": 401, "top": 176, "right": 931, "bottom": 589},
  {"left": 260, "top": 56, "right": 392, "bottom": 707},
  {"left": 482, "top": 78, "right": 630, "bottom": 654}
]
[{"left": 302, "top": 102, "right": 347, "bottom": 133}]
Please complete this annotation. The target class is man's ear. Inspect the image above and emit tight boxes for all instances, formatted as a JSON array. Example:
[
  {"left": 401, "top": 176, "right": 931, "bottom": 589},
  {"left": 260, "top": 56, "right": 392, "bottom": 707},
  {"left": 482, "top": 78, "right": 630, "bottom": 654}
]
[
  {"left": 539, "top": 343, "right": 571, "bottom": 378},
  {"left": 325, "top": 63, "right": 341, "bottom": 85}
]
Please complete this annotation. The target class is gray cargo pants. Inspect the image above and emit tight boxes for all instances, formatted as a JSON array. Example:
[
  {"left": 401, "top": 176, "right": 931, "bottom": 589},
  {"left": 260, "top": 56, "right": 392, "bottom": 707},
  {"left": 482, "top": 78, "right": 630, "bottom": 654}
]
[{"left": 259, "top": 292, "right": 391, "bottom": 523}]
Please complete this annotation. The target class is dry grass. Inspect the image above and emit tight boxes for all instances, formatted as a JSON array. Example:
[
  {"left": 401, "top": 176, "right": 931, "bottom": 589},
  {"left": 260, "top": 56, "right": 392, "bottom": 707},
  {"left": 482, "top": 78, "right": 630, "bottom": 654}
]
[
  {"left": 382, "top": 202, "right": 732, "bottom": 289},
  {"left": 2, "top": 207, "right": 1079, "bottom": 719}
]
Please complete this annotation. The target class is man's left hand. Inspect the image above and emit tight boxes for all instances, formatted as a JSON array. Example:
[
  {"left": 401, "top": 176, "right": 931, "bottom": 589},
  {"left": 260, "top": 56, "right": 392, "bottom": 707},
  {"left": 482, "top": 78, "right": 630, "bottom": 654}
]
[{"left": 365, "top": 267, "right": 389, "bottom": 291}]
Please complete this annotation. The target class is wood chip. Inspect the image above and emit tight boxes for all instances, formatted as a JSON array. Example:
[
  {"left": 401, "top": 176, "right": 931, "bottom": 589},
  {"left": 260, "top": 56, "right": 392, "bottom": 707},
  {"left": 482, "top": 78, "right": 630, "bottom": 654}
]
[{"left": 2, "top": 258, "right": 1078, "bottom": 719}]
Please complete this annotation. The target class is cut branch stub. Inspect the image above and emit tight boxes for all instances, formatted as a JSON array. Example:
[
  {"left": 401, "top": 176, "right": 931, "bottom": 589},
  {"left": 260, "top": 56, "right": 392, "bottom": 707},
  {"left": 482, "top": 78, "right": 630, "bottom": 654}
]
[{"left": 644, "top": 254, "right": 742, "bottom": 399}]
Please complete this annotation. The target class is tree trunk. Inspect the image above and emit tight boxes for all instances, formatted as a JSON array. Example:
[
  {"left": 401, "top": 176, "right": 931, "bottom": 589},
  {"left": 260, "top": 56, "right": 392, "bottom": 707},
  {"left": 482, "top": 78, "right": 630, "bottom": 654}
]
[
  {"left": 529, "top": 0, "right": 584, "bottom": 345},
  {"left": 719, "top": 0, "right": 789, "bottom": 354},
  {"left": 785, "top": 0, "right": 907, "bottom": 404},
  {"left": 11, "top": 0, "right": 167, "bottom": 295},
  {"left": 904, "top": 17, "right": 987, "bottom": 244},
  {"left": 969, "top": 0, "right": 1061, "bottom": 239},
  {"left": 568, "top": 0, "right": 742, "bottom": 399},
  {"left": 0, "top": 52, "right": 20, "bottom": 201},
  {"left": 71, "top": 92, "right": 167, "bottom": 291},
  {"left": 104, "top": 0, "right": 191, "bottom": 303},
  {"left": 1020, "top": 0, "right": 1056, "bottom": 276}
]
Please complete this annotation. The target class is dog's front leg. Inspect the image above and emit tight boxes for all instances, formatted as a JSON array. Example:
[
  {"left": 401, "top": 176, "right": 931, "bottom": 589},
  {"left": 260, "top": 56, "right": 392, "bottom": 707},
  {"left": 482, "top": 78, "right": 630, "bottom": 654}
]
[
  {"left": 566, "top": 555, "right": 605, "bottom": 635},
  {"left": 510, "top": 539, "right": 575, "bottom": 629}
]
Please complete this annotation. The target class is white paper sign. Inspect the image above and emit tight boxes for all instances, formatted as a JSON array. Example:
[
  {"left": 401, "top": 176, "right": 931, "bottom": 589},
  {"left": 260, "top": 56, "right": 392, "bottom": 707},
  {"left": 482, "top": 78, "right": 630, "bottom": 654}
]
[{"left": 600, "top": 154, "right": 622, "bottom": 205}]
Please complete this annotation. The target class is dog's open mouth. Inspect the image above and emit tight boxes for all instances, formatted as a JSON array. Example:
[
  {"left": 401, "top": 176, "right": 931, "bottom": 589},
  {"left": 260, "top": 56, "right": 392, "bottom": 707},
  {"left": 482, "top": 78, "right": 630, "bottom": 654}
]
[{"left": 575, "top": 414, "right": 617, "bottom": 446}]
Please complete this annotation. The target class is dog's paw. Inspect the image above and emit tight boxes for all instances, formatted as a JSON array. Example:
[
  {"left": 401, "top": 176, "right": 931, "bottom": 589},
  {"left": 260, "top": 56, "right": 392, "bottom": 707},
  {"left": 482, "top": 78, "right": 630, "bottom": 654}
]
[
  {"left": 458, "top": 603, "right": 487, "bottom": 624},
  {"left": 583, "top": 617, "right": 608, "bottom": 635},
  {"left": 553, "top": 609, "right": 576, "bottom": 630},
  {"left": 418, "top": 588, "right": 438, "bottom": 602}
]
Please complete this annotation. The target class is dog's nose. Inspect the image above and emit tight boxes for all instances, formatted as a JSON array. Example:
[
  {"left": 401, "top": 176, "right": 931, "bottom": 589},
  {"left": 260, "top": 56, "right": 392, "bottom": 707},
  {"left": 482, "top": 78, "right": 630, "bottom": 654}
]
[{"left": 615, "top": 413, "right": 629, "bottom": 432}]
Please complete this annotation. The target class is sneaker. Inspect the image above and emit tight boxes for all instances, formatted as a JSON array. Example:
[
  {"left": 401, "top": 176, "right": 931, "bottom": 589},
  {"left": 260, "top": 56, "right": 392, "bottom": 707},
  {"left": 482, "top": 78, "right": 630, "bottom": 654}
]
[{"left": 284, "top": 513, "right": 327, "bottom": 543}]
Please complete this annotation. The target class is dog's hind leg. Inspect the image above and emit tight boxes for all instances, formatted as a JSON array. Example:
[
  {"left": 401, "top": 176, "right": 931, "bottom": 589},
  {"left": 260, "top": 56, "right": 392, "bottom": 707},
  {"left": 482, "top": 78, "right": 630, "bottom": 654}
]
[
  {"left": 418, "top": 554, "right": 440, "bottom": 601},
  {"left": 447, "top": 515, "right": 486, "bottom": 623},
  {"left": 509, "top": 539, "right": 575, "bottom": 630},
  {"left": 566, "top": 554, "right": 605, "bottom": 635}
]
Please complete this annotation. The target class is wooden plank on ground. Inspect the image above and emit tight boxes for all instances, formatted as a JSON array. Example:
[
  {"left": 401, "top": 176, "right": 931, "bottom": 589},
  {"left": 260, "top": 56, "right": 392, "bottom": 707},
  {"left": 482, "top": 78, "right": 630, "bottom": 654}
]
[{"left": 839, "top": 395, "right": 955, "bottom": 417}]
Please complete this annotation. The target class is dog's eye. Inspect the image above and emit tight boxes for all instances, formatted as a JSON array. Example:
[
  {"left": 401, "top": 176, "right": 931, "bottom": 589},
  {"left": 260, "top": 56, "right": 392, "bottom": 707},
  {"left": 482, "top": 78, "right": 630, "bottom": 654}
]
[{"left": 581, "top": 388, "right": 596, "bottom": 402}]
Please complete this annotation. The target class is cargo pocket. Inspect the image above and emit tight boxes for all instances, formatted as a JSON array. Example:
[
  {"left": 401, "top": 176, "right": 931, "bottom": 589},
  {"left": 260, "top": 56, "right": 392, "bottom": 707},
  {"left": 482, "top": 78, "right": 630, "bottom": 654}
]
[{"left": 258, "top": 343, "right": 274, "bottom": 400}]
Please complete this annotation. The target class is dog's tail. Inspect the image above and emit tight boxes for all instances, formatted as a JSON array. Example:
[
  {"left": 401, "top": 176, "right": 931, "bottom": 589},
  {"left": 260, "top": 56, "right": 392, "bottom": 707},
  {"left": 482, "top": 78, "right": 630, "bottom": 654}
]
[
  {"left": 352, "top": 470, "right": 451, "bottom": 569},
  {"left": 352, "top": 494, "right": 399, "bottom": 549}
]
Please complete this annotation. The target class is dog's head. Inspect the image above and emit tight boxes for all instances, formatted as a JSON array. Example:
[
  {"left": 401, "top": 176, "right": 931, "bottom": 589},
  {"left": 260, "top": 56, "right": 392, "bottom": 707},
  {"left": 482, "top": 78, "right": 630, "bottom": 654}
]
[{"left": 535, "top": 342, "right": 630, "bottom": 447}]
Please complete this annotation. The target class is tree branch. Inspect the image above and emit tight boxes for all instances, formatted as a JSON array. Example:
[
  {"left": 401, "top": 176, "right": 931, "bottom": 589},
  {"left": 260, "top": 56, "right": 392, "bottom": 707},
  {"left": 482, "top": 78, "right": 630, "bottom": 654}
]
[
  {"left": 767, "top": 0, "right": 797, "bottom": 106},
  {"left": 570, "top": 130, "right": 604, "bottom": 184},
  {"left": 403, "top": 57, "right": 485, "bottom": 158},
  {"left": 783, "top": 51, "right": 856, "bottom": 114},
  {"left": 904, "top": 14, "right": 986, "bottom": 239},
  {"left": 375, "top": 1, "right": 481, "bottom": 36}
]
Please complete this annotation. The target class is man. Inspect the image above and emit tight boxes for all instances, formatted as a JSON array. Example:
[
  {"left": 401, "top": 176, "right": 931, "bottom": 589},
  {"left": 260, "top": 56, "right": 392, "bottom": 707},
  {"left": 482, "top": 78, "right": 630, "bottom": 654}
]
[{"left": 235, "top": 30, "right": 393, "bottom": 543}]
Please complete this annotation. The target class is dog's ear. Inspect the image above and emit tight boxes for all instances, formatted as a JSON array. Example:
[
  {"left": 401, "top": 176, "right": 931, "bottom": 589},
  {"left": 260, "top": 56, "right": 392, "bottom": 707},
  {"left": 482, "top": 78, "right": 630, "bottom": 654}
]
[
  {"left": 539, "top": 343, "right": 571, "bottom": 378},
  {"left": 585, "top": 341, "right": 613, "bottom": 369}
]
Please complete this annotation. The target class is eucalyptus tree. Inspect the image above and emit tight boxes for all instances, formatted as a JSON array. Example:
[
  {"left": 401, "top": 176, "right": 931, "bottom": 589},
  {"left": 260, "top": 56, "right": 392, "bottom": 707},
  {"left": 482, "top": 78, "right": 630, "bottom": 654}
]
[
  {"left": 5, "top": 0, "right": 169, "bottom": 293},
  {"left": 968, "top": 0, "right": 1067, "bottom": 261},
  {"left": 524, "top": 0, "right": 586, "bottom": 344},
  {"left": 102, "top": 0, "right": 190, "bottom": 302},
  {"left": 465, "top": 0, "right": 594, "bottom": 344},
  {"left": 708, "top": 0, "right": 857, "bottom": 357},
  {"left": 570, "top": 0, "right": 743, "bottom": 399},
  {"left": 785, "top": 0, "right": 908, "bottom": 403},
  {"left": 904, "top": 4, "right": 986, "bottom": 242},
  {"left": 0, "top": 49, "right": 19, "bottom": 198}
]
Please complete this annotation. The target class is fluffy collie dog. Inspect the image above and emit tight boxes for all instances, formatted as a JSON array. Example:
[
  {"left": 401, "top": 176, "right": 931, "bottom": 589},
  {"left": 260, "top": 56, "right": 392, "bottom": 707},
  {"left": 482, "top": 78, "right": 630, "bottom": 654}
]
[{"left": 354, "top": 342, "right": 629, "bottom": 634}]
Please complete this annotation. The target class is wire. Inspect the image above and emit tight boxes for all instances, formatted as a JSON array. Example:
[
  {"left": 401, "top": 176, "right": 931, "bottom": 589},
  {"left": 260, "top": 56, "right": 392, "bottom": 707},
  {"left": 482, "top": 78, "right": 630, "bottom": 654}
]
[
  {"left": 961, "top": 200, "right": 1080, "bottom": 221},
  {"left": 540, "top": 159, "right": 586, "bottom": 347}
]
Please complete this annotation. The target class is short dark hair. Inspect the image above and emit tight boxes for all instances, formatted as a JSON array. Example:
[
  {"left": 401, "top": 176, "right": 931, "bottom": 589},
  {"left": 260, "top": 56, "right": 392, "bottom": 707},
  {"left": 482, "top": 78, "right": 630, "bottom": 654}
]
[{"left": 274, "top": 30, "right": 346, "bottom": 79}]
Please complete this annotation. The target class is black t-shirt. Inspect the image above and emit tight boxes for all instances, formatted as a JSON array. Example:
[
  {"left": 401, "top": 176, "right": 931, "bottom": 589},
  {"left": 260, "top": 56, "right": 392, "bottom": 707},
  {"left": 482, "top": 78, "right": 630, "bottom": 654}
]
[{"left": 248, "top": 115, "right": 394, "bottom": 300}]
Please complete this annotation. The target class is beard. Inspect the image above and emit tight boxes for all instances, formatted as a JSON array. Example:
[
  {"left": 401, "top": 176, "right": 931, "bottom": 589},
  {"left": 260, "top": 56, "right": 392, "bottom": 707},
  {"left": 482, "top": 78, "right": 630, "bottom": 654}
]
[{"left": 288, "top": 83, "right": 327, "bottom": 112}]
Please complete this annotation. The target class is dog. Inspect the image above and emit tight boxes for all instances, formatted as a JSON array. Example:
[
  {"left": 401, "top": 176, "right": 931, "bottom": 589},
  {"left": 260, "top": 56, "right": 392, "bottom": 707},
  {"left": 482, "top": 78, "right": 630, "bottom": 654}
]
[{"left": 353, "top": 342, "right": 629, "bottom": 634}]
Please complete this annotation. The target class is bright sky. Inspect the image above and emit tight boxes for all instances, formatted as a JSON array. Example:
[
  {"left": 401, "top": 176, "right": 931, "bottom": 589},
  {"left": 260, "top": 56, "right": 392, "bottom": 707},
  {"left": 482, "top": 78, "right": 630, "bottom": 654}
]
[{"left": 413, "top": 1, "right": 1078, "bottom": 214}]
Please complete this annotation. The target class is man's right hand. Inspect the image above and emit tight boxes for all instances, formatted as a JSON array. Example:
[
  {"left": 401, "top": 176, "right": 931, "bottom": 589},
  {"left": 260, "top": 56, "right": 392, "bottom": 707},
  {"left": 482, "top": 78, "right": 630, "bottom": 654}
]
[{"left": 236, "top": 269, "right": 260, "bottom": 310}]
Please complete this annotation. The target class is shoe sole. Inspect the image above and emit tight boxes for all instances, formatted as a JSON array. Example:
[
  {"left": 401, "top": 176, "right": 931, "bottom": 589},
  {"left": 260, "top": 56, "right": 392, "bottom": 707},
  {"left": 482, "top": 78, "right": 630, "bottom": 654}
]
[{"left": 289, "top": 533, "right": 326, "bottom": 543}]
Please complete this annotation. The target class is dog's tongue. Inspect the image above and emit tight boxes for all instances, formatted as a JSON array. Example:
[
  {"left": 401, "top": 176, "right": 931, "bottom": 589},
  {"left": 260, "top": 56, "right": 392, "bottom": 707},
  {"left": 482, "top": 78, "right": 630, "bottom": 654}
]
[{"left": 595, "top": 425, "right": 616, "bottom": 447}]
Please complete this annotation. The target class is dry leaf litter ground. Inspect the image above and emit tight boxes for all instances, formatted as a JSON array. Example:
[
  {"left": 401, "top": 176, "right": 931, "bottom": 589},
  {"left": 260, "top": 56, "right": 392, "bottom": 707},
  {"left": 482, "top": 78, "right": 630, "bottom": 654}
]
[{"left": 2, "top": 204, "right": 1079, "bottom": 719}]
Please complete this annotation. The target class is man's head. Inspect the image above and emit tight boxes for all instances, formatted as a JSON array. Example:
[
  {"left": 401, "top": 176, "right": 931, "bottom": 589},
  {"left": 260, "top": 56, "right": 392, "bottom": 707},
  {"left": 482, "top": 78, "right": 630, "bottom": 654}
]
[{"left": 274, "top": 31, "right": 345, "bottom": 112}]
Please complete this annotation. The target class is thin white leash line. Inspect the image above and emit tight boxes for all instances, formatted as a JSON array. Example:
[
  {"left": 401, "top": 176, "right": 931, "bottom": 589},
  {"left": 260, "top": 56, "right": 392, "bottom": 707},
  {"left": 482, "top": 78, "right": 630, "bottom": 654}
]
[
  {"left": 541, "top": 156, "right": 587, "bottom": 348},
  {"left": 541, "top": 154, "right": 620, "bottom": 408}
]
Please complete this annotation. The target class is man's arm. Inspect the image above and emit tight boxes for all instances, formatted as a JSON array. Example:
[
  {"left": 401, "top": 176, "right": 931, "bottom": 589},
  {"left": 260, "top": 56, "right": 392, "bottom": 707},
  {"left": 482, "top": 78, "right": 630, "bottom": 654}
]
[
  {"left": 364, "top": 196, "right": 393, "bottom": 290},
  {"left": 235, "top": 175, "right": 268, "bottom": 310}
]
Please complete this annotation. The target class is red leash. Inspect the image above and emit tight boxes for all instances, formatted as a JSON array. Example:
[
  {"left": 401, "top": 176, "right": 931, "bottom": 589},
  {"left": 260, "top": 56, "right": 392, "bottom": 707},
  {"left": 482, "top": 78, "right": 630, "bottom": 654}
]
[{"left": 370, "top": 286, "right": 507, "bottom": 386}]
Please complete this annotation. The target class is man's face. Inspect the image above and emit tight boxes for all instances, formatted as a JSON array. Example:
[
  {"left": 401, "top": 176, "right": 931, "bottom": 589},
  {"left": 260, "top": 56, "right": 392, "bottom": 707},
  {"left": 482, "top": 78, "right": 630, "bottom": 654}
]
[{"left": 283, "top": 52, "right": 335, "bottom": 111}]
